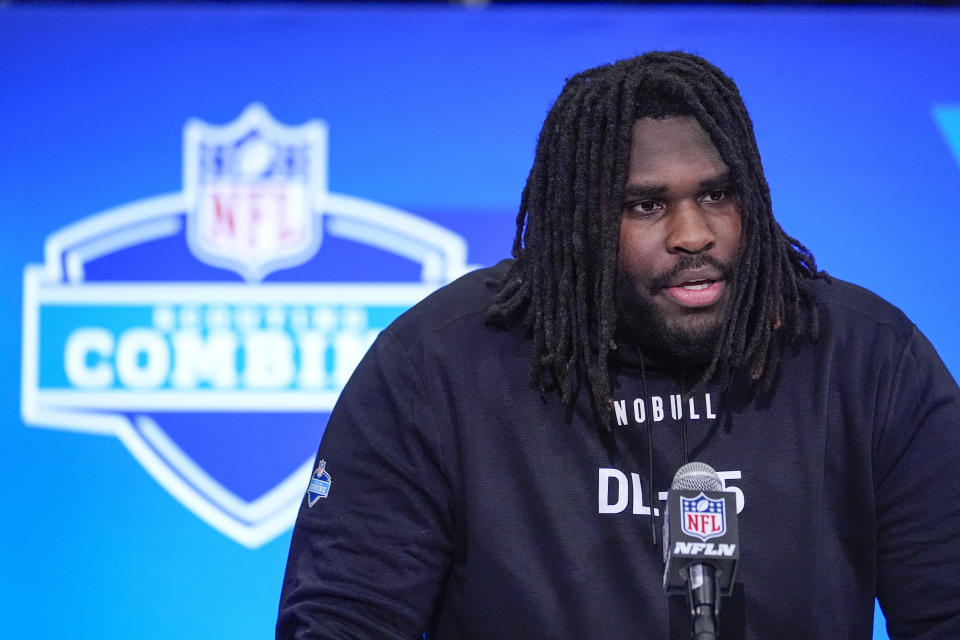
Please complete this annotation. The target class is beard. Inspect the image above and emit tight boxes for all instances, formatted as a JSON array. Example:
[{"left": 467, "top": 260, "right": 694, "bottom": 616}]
[{"left": 615, "top": 256, "right": 734, "bottom": 364}]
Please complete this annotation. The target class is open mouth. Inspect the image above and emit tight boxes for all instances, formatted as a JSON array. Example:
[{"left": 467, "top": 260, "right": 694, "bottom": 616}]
[
  {"left": 664, "top": 279, "right": 725, "bottom": 307},
  {"left": 679, "top": 280, "right": 714, "bottom": 291}
]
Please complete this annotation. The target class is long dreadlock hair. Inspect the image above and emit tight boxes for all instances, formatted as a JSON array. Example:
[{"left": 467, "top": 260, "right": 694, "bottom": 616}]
[{"left": 486, "top": 51, "right": 823, "bottom": 425}]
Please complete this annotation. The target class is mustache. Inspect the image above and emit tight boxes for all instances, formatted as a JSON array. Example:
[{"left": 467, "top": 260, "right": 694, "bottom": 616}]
[{"left": 647, "top": 255, "right": 735, "bottom": 292}]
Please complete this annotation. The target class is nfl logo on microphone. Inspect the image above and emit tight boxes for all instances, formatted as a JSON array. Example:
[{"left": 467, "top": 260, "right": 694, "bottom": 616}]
[{"left": 680, "top": 493, "right": 727, "bottom": 542}]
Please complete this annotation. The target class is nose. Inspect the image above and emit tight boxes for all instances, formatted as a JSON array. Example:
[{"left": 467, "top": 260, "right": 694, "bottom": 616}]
[{"left": 666, "top": 201, "right": 715, "bottom": 254}]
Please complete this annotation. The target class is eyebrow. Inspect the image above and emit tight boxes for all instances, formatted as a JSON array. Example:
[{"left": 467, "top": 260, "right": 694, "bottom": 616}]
[
  {"left": 623, "top": 171, "right": 734, "bottom": 201},
  {"left": 699, "top": 172, "right": 734, "bottom": 192},
  {"left": 622, "top": 184, "right": 669, "bottom": 200}
]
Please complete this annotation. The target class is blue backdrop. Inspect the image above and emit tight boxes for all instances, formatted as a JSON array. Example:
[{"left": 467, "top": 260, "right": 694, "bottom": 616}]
[{"left": 2, "top": 4, "right": 959, "bottom": 638}]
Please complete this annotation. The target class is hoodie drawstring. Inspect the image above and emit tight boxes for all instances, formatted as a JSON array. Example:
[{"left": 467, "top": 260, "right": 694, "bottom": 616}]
[
  {"left": 636, "top": 348, "right": 693, "bottom": 546},
  {"left": 636, "top": 347, "right": 657, "bottom": 547},
  {"left": 680, "top": 369, "right": 689, "bottom": 465}
]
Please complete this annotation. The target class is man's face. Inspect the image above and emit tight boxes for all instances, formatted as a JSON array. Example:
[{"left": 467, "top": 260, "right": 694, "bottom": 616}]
[{"left": 616, "top": 116, "right": 742, "bottom": 361}]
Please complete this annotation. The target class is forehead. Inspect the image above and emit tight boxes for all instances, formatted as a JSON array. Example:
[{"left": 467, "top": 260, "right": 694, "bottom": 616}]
[{"left": 627, "top": 116, "right": 728, "bottom": 181}]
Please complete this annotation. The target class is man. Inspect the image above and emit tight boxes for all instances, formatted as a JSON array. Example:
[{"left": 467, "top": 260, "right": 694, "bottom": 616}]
[{"left": 277, "top": 51, "right": 960, "bottom": 639}]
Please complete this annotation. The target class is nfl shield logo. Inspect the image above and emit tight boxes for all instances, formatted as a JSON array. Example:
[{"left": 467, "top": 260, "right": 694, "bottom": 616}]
[
  {"left": 307, "top": 460, "right": 332, "bottom": 507},
  {"left": 184, "top": 103, "right": 328, "bottom": 282},
  {"left": 680, "top": 493, "right": 727, "bottom": 542}
]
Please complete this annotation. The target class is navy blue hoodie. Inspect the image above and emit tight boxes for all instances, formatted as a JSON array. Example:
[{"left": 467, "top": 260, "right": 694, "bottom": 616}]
[{"left": 278, "top": 260, "right": 960, "bottom": 639}]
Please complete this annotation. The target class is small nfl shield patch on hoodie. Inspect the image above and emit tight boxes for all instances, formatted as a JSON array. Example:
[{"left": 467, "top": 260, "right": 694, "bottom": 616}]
[{"left": 307, "top": 460, "right": 332, "bottom": 506}]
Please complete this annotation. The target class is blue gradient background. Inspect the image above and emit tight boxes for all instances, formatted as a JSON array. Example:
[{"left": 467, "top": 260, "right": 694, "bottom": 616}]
[{"left": 2, "top": 4, "right": 960, "bottom": 638}]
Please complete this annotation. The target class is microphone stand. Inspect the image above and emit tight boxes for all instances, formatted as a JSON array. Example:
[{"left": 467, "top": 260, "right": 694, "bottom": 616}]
[{"left": 687, "top": 564, "right": 720, "bottom": 640}]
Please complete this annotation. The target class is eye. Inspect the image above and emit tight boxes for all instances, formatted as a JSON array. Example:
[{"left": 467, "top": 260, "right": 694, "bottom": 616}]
[
  {"left": 626, "top": 199, "right": 664, "bottom": 216},
  {"left": 702, "top": 189, "right": 729, "bottom": 203}
]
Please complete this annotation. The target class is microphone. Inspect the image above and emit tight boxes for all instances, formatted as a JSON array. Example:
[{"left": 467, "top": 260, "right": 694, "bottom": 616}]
[{"left": 662, "top": 462, "right": 739, "bottom": 640}]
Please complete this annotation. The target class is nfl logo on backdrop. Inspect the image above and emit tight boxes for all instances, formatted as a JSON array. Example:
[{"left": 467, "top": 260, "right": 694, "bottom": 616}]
[
  {"left": 21, "top": 104, "right": 474, "bottom": 548},
  {"left": 680, "top": 493, "right": 727, "bottom": 542},
  {"left": 184, "top": 104, "right": 326, "bottom": 282}
]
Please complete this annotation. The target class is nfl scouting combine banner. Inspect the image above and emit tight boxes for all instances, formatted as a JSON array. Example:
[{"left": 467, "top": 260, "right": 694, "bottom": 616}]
[
  {"left": 21, "top": 104, "right": 473, "bottom": 548},
  {"left": 2, "top": 5, "right": 959, "bottom": 639}
]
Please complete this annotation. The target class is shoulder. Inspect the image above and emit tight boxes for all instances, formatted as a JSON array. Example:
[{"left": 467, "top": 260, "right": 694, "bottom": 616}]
[
  {"left": 804, "top": 276, "right": 916, "bottom": 345},
  {"left": 381, "top": 259, "right": 514, "bottom": 350},
  {"left": 799, "top": 277, "right": 960, "bottom": 407}
]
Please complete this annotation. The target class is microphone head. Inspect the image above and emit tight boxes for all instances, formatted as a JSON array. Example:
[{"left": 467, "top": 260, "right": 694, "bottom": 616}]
[{"left": 670, "top": 461, "right": 722, "bottom": 492}]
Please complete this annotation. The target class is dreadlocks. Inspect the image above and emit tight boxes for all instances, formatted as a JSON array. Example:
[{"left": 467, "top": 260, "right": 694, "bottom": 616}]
[{"left": 486, "top": 51, "right": 823, "bottom": 425}]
